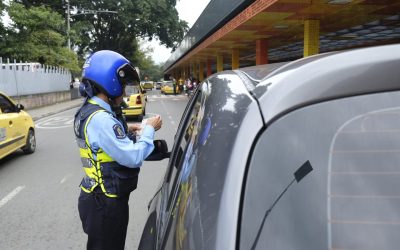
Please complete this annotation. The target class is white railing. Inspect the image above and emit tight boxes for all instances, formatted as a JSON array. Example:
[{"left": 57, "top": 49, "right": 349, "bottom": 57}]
[{"left": 0, "top": 58, "right": 72, "bottom": 97}]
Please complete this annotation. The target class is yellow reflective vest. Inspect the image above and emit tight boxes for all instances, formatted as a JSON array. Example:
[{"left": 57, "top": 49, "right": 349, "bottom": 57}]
[{"left": 74, "top": 100, "right": 140, "bottom": 197}]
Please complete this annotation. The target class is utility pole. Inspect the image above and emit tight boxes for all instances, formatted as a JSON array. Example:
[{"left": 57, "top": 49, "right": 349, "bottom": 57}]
[
  {"left": 64, "top": 0, "right": 117, "bottom": 51},
  {"left": 66, "top": 0, "right": 71, "bottom": 50}
]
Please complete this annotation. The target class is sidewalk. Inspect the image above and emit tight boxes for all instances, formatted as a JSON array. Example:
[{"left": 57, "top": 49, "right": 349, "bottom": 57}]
[{"left": 26, "top": 98, "right": 84, "bottom": 121}]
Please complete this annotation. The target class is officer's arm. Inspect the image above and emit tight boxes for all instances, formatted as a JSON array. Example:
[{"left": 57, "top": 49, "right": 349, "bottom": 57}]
[{"left": 88, "top": 112, "right": 155, "bottom": 168}]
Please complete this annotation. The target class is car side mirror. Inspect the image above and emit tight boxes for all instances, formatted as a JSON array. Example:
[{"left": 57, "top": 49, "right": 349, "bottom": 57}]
[
  {"left": 16, "top": 103, "right": 24, "bottom": 112},
  {"left": 145, "top": 139, "right": 171, "bottom": 161}
]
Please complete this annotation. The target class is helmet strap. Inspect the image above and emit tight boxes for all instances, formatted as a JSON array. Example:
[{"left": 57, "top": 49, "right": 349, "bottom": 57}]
[{"left": 109, "top": 98, "right": 129, "bottom": 132}]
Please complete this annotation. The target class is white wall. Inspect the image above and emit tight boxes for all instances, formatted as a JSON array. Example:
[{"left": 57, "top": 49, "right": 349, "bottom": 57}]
[{"left": 0, "top": 60, "right": 71, "bottom": 96}]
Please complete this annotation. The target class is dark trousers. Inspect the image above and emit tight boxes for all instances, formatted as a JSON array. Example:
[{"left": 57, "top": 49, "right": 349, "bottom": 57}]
[{"left": 78, "top": 189, "right": 130, "bottom": 250}]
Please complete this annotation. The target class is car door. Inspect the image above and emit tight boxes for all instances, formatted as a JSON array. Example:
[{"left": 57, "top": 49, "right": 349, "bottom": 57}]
[{"left": 0, "top": 94, "right": 25, "bottom": 158}]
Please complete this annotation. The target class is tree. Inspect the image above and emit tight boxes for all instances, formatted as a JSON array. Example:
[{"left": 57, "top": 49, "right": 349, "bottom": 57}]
[
  {"left": 0, "top": 2, "right": 80, "bottom": 73},
  {"left": 0, "top": 1, "right": 5, "bottom": 36},
  {"left": 134, "top": 41, "right": 163, "bottom": 81},
  {"left": 1, "top": 0, "right": 187, "bottom": 75},
  {"left": 15, "top": 0, "right": 188, "bottom": 61}
]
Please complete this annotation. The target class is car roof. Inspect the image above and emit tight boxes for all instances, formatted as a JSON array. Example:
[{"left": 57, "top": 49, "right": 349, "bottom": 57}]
[{"left": 236, "top": 44, "right": 400, "bottom": 125}]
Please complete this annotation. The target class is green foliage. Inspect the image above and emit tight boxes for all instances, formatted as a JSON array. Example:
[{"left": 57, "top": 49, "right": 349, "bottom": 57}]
[
  {"left": 0, "top": 0, "right": 188, "bottom": 76},
  {"left": 66, "top": 0, "right": 188, "bottom": 58},
  {"left": 0, "top": 2, "right": 80, "bottom": 74},
  {"left": 134, "top": 42, "right": 163, "bottom": 82},
  {"left": 0, "top": 2, "right": 5, "bottom": 37}
]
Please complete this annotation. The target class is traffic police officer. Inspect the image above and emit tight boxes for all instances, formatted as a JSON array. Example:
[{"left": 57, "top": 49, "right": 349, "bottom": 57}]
[{"left": 74, "top": 50, "right": 162, "bottom": 250}]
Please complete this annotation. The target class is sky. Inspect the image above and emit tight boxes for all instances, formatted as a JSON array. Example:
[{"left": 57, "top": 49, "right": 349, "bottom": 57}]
[{"left": 145, "top": 0, "right": 211, "bottom": 65}]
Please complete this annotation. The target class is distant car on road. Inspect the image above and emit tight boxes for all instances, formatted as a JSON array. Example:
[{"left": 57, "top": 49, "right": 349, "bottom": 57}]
[
  {"left": 155, "top": 81, "right": 163, "bottom": 90},
  {"left": 160, "top": 80, "right": 180, "bottom": 95},
  {"left": 142, "top": 81, "right": 154, "bottom": 90},
  {"left": 0, "top": 92, "right": 36, "bottom": 159},
  {"left": 139, "top": 44, "right": 400, "bottom": 250},
  {"left": 122, "top": 85, "right": 146, "bottom": 121}
]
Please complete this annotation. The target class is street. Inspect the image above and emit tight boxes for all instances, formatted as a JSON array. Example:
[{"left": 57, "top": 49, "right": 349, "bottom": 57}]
[{"left": 0, "top": 90, "right": 188, "bottom": 250}]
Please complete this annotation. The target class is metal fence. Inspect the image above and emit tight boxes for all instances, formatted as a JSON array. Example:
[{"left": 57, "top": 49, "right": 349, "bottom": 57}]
[{"left": 0, "top": 58, "right": 71, "bottom": 97}]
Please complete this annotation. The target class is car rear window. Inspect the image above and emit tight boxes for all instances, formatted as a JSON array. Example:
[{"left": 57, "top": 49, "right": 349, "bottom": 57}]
[
  {"left": 163, "top": 81, "right": 174, "bottom": 87},
  {"left": 241, "top": 90, "right": 400, "bottom": 249},
  {"left": 125, "top": 86, "right": 141, "bottom": 95}
]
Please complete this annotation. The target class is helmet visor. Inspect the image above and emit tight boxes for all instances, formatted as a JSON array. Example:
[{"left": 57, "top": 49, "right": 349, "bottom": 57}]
[{"left": 117, "top": 63, "right": 140, "bottom": 86}]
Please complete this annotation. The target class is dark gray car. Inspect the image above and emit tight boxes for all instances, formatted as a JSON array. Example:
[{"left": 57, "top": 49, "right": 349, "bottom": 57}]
[{"left": 140, "top": 44, "right": 400, "bottom": 250}]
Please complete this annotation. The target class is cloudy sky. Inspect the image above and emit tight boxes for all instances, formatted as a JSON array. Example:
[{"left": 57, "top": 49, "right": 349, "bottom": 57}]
[{"left": 145, "top": 0, "right": 211, "bottom": 64}]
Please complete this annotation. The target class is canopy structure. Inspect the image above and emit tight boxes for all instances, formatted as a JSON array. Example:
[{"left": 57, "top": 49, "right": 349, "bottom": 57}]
[{"left": 164, "top": 0, "right": 400, "bottom": 81}]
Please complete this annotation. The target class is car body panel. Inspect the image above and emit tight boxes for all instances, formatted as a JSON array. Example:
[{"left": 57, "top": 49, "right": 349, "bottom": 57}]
[
  {"left": 0, "top": 92, "right": 35, "bottom": 159},
  {"left": 122, "top": 85, "right": 146, "bottom": 118},
  {"left": 253, "top": 44, "right": 400, "bottom": 125},
  {"left": 139, "top": 44, "right": 400, "bottom": 250}
]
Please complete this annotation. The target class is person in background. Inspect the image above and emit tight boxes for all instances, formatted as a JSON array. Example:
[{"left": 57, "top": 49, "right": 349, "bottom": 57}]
[
  {"left": 171, "top": 76, "right": 177, "bottom": 95},
  {"left": 178, "top": 78, "right": 184, "bottom": 93},
  {"left": 73, "top": 78, "right": 81, "bottom": 88},
  {"left": 74, "top": 50, "right": 162, "bottom": 250}
]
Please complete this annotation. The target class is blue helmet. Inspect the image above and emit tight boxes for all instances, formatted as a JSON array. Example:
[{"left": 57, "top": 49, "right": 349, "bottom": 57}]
[{"left": 81, "top": 50, "right": 140, "bottom": 98}]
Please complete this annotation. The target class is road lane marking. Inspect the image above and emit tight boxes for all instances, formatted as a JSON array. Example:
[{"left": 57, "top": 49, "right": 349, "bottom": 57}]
[
  {"left": 60, "top": 174, "right": 71, "bottom": 184},
  {"left": 158, "top": 101, "right": 177, "bottom": 130},
  {"left": 36, "top": 116, "right": 74, "bottom": 129},
  {"left": 0, "top": 186, "right": 25, "bottom": 208}
]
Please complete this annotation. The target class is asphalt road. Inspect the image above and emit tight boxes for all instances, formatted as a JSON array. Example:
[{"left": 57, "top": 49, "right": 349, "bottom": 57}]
[{"left": 0, "top": 90, "right": 188, "bottom": 250}]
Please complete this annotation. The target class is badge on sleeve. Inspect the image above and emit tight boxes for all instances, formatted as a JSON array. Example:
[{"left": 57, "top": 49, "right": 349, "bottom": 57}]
[{"left": 113, "top": 124, "right": 126, "bottom": 139}]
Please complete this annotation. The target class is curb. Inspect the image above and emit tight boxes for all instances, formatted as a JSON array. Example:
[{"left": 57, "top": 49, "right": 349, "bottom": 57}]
[{"left": 31, "top": 103, "right": 82, "bottom": 121}]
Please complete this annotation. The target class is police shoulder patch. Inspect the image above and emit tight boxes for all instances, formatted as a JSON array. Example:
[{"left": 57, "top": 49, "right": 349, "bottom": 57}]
[{"left": 113, "top": 124, "right": 126, "bottom": 139}]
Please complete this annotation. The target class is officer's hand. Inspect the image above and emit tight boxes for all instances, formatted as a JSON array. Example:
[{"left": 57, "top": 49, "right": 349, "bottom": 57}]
[
  {"left": 128, "top": 123, "right": 142, "bottom": 132},
  {"left": 147, "top": 115, "right": 162, "bottom": 131}
]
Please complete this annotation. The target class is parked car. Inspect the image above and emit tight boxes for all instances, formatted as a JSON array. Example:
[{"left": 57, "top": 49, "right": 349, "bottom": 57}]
[
  {"left": 0, "top": 92, "right": 36, "bottom": 159},
  {"left": 155, "top": 81, "right": 163, "bottom": 90},
  {"left": 139, "top": 44, "right": 400, "bottom": 250},
  {"left": 160, "top": 80, "right": 180, "bottom": 95},
  {"left": 142, "top": 81, "right": 154, "bottom": 91},
  {"left": 122, "top": 85, "right": 146, "bottom": 121}
]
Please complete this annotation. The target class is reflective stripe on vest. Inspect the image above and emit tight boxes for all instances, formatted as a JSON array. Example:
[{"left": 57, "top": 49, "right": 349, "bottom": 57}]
[
  {"left": 75, "top": 99, "right": 139, "bottom": 198},
  {"left": 80, "top": 109, "right": 117, "bottom": 197}
]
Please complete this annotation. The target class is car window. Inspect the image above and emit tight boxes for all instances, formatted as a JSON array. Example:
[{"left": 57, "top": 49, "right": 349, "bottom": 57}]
[
  {"left": 125, "top": 86, "right": 141, "bottom": 95},
  {"left": 241, "top": 91, "right": 400, "bottom": 249},
  {"left": 0, "top": 94, "right": 16, "bottom": 113},
  {"left": 165, "top": 88, "right": 203, "bottom": 204},
  {"left": 163, "top": 81, "right": 173, "bottom": 87},
  {"left": 157, "top": 83, "right": 208, "bottom": 248}
]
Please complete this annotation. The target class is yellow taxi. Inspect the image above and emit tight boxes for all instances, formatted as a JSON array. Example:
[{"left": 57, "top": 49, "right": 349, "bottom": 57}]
[
  {"left": 122, "top": 85, "right": 147, "bottom": 121},
  {"left": 141, "top": 81, "right": 154, "bottom": 90},
  {"left": 160, "top": 80, "right": 180, "bottom": 95},
  {"left": 0, "top": 92, "right": 36, "bottom": 159}
]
